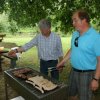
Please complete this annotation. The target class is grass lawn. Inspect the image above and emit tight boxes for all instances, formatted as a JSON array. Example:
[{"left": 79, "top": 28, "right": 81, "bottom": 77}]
[{"left": 0, "top": 34, "right": 100, "bottom": 100}]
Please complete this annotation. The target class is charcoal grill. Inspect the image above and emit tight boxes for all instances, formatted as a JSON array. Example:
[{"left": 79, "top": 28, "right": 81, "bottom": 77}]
[{"left": 4, "top": 68, "right": 68, "bottom": 100}]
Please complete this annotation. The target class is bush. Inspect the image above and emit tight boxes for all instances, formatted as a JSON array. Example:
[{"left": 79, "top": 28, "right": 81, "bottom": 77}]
[
  {"left": 0, "top": 13, "right": 10, "bottom": 33},
  {"left": 0, "top": 13, "right": 18, "bottom": 34},
  {"left": 9, "top": 20, "right": 18, "bottom": 35}
]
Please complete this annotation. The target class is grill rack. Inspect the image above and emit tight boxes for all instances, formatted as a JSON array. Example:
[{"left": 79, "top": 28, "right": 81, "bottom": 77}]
[{"left": 4, "top": 67, "right": 68, "bottom": 100}]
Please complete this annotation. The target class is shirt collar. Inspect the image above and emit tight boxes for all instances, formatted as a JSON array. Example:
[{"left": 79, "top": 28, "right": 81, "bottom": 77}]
[
  {"left": 77, "top": 27, "right": 93, "bottom": 36},
  {"left": 41, "top": 32, "right": 53, "bottom": 38}
]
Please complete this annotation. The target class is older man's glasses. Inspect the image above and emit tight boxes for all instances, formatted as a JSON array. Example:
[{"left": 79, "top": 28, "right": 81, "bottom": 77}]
[{"left": 74, "top": 37, "right": 79, "bottom": 47}]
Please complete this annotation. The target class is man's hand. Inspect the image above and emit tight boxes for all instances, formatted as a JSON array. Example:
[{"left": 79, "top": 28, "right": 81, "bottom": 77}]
[
  {"left": 8, "top": 50, "right": 17, "bottom": 57},
  {"left": 90, "top": 79, "right": 99, "bottom": 91},
  {"left": 57, "top": 66, "right": 63, "bottom": 73},
  {"left": 56, "top": 61, "right": 64, "bottom": 71},
  {"left": 57, "top": 49, "right": 71, "bottom": 71}
]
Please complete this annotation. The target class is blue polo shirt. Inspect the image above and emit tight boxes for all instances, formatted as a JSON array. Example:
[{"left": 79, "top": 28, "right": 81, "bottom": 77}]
[{"left": 70, "top": 27, "right": 100, "bottom": 70}]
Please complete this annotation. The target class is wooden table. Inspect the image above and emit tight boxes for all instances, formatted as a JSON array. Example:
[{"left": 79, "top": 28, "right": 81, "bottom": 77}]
[
  {"left": 0, "top": 50, "right": 8, "bottom": 71},
  {"left": 3, "top": 53, "right": 17, "bottom": 67},
  {"left": 0, "top": 50, "right": 17, "bottom": 72}
]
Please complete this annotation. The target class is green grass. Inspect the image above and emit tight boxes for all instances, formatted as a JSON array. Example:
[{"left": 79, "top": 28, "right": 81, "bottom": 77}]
[
  {"left": 1, "top": 35, "right": 100, "bottom": 100},
  {"left": 3, "top": 35, "right": 71, "bottom": 82}
]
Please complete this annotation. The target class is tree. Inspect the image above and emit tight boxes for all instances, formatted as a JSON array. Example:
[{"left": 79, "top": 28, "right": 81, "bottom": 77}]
[
  {"left": 0, "top": 0, "right": 100, "bottom": 33},
  {"left": 0, "top": 13, "right": 10, "bottom": 33},
  {"left": 0, "top": 13, "right": 18, "bottom": 34},
  {"left": 9, "top": 20, "right": 18, "bottom": 35}
]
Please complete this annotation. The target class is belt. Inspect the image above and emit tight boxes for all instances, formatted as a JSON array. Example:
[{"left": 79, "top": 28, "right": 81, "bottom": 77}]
[
  {"left": 73, "top": 68, "right": 95, "bottom": 72},
  {"left": 40, "top": 59, "right": 58, "bottom": 62}
]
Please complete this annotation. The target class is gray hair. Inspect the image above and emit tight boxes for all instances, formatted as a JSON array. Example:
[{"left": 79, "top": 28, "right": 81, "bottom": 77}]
[{"left": 38, "top": 19, "right": 51, "bottom": 29}]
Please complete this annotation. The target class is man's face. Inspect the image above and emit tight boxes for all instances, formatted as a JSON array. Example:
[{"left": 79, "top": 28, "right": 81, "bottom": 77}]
[
  {"left": 40, "top": 28, "right": 51, "bottom": 36},
  {"left": 72, "top": 13, "right": 83, "bottom": 31}
]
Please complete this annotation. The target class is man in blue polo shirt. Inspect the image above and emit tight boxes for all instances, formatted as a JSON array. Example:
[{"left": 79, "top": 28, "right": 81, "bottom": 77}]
[{"left": 57, "top": 10, "right": 100, "bottom": 100}]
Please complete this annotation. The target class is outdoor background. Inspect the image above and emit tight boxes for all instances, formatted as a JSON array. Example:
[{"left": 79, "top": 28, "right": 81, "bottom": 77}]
[{"left": 0, "top": 0, "right": 100, "bottom": 100}]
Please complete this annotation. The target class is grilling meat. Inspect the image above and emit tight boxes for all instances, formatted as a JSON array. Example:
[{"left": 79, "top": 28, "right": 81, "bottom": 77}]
[
  {"left": 12, "top": 68, "right": 57, "bottom": 93},
  {"left": 13, "top": 73, "right": 27, "bottom": 79},
  {"left": 13, "top": 68, "right": 32, "bottom": 79},
  {"left": 26, "top": 75, "right": 57, "bottom": 93},
  {"left": 13, "top": 68, "right": 32, "bottom": 74}
]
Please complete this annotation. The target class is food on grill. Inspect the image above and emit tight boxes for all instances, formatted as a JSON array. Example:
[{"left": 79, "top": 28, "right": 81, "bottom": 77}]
[
  {"left": 12, "top": 68, "right": 58, "bottom": 93},
  {"left": 13, "top": 73, "right": 27, "bottom": 79},
  {"left": 26, "top": 75, "right": 57, "bottom": 93},
  {"left": 13, "top": 68, "right": 32, "bottom": 74},
  {"left": 5, "top": 68, "right": 68, "bottom": 100},
  {"left": 0, "top": 47, "right": 4, "bottom": 51},
  {"left": 13, "top": 68, "right": 32, "bottom": 79},
  {"left": 26, "top": 80, "right": 44, "bottom": 93}
]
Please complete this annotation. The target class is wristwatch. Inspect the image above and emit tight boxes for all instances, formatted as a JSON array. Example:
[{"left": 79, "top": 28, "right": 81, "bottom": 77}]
[{"left": 93, "top": 77, "right": 99, "bottom": 82}]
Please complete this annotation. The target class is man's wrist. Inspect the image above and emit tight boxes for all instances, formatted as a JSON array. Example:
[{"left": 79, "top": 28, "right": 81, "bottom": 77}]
[{"left": 15, "top": 49, "right": 18, "bottom": 53}]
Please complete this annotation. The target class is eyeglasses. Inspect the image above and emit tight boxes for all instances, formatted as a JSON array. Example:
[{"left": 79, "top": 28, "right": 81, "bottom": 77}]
[{"left": 74, "top": 37, "right": 79, "bottom": 47}]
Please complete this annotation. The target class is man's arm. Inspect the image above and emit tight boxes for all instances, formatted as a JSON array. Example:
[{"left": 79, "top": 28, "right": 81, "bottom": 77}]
[
  {"left": 94, "top": 56, "right": 100, "bottom": 79},
  {"left": 59, "top": 56, "right": 63, "bottom": 62},
  {"left": 91, "top": 36, "right": 100, "bottom": 91},
  {"left": 91, "top": 56, "right": 100, "bottom": 91},
  {"left": 57, "top": 48, "right": 71, "bottom": 69},
  {"left": 21, "top": 35, "right": 38, "bottom": 51},
  {"left": 8, "top": 35, "right": 38, "bottom": 56}
]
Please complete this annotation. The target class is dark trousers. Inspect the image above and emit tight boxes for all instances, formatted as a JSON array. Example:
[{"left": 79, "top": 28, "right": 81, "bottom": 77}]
[{"left": 40, "top": 59, "right": 59, "bottom": 80}]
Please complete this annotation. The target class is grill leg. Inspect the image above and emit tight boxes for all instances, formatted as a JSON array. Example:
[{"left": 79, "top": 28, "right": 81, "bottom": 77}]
[
  {"left": 0, "top": 59, "right": 2, "bottom": 72},
  {"left": 0, "top": 56, "right": 3, "bottom": 72},
  {"left": 5, "top": 80, "right": 8, "bottom": 100}
]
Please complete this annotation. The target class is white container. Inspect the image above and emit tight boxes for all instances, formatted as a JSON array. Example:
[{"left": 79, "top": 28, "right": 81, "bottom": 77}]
[{"left": 10, "top": 96, "right": 25, "bottom": 100}]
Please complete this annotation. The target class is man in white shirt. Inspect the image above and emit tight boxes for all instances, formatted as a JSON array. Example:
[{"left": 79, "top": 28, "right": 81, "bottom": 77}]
[{"left": 9, "top": 19, "right": 63, "bottom": 80}]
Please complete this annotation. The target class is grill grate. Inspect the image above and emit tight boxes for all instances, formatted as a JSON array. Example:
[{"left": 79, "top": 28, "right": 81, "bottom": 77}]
[{"left": 4, "top": 67, "right": 68, "bottom": 100}]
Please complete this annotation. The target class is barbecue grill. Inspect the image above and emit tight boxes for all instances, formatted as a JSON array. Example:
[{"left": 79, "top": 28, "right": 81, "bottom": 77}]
[{"left": 4, "top": 67, "right": 68, "bottom": 100}]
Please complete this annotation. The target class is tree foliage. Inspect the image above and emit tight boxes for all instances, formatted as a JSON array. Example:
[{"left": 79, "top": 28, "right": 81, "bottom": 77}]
[
  {"left": 0, "top": 13, "right": 18, "bottom": 34},
  {"left": 0, "top": 0, "right": 100, "bottom": 33},
  {"left": 0, "top": 13, "right": 10, "bottom": 32}
]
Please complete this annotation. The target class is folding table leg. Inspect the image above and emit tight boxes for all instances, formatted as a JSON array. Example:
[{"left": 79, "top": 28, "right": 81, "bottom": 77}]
[{"left": 10, "top": 59, "right": 17, "bottom": 68}]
